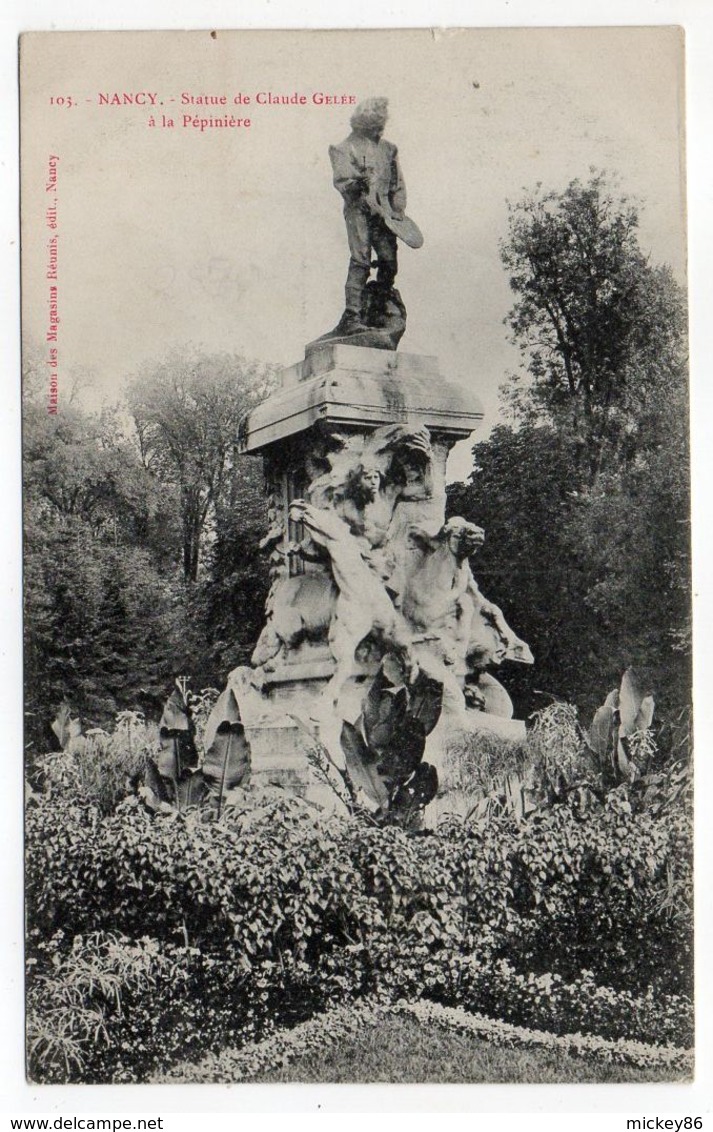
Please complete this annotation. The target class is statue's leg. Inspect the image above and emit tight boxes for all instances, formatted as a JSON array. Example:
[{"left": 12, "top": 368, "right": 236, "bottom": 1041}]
[
  {"left": 344, "top": 205, "right": 371, "bottom": 318},
  {"left": 366, "top": 223, "right": 398, "bottom": 327},
  {"left": 324, "top": 616, "right": 359, "bottom": 707},
  {"left": 371, "top": 220, "right": 398, "bottom": 290}
]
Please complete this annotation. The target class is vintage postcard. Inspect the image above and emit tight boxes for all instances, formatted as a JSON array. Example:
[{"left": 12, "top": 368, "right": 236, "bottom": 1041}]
[{"left": 20, "top": 28, "right": 692, "bottom": 1089}]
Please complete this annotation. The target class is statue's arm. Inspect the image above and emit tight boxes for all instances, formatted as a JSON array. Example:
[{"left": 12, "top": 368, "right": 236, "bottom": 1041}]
[
  {"left": 329, "top": 144, "right": 367, "bottom": 202},
  {"left": 389, "top": 148, "right": 407, "bottom": 217},
  {"left": 466, "top": 571, "right": 515, "bottom": 640},
  {"left": 290, "top": 538, "right": 323, "bottom": 564},
  {"left": 387, "top": 425, "right": 432, "bottom": 499}
]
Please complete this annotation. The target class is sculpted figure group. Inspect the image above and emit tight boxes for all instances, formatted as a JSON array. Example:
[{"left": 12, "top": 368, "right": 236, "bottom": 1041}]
[
  {"left": 227, "top": 97, "right": 532, "bottom": 821},
  {"left": 252, "top": 423, "right": 532, "bottom": 722}
]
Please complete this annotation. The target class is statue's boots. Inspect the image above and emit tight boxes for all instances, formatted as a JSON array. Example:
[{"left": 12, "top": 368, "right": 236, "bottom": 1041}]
[
  {"left": 368, "top": 285, "right": 391, "bottom": 328},
  {"left": 332, "top": 309, "right": 368, "bottom": 336}
]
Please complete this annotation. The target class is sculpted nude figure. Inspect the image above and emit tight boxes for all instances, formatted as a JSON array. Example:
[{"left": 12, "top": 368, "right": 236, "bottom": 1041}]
[
  {"left": 288, "top": 499, "right": 416, "bottom": 706},
  {"left": 309, "top": 424, "right": 433, "bottom": 554}
]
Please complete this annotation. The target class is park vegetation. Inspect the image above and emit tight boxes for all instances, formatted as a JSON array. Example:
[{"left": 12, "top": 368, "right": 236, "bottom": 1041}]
[
  {"left": 448, "top": 172, "right": 690, "bottom": 723},
  {"left": 23, "top": 172, "right": 692, "bottom": 1082}
]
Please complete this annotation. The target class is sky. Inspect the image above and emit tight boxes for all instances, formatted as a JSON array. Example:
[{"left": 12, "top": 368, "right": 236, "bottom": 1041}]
[{"left": 20, "top": 27, "right": 686, "bottom": 479}]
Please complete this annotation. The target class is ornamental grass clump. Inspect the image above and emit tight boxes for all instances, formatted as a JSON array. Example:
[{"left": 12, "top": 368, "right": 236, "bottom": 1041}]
[{"left": 33, "top": 709, "right": 159, "bottom": 815}]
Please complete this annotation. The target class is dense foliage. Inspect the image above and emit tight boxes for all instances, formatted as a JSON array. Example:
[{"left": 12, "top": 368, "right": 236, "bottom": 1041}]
[
  {"left": 23, "top": 174, "right": 693, "bottom": 1085},
  {"left": 26, "top": 707, "right": 693, "bottom": 1083},
  {"left": 448, "top": 172, "right": 690, "bottom": 720},
  {"left": 23, "top": 350, "right": 272, "bottom": 749}
]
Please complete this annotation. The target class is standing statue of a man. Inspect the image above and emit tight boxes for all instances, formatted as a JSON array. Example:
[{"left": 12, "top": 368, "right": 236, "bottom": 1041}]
[{"left": 329, "top": 97, "right": 415, "bottom": 336}]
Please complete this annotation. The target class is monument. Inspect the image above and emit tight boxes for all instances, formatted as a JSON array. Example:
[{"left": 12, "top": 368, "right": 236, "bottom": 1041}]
[{"left": 204, "top": 98, "right": 533, "bottom": 823}]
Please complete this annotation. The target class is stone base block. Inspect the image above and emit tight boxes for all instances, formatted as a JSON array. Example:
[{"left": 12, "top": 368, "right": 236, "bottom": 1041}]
[{"left": 226, "top": 665, "right": 348, "bottom": 814}]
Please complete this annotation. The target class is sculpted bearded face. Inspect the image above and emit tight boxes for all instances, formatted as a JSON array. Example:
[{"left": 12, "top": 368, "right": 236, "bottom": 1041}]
[{"left": 442, "top": 517, "right": 485, "bottom": 561}]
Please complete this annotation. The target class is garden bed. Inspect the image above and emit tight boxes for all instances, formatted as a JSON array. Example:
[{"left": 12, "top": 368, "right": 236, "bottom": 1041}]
[
  {"left": 159, "top": 999, "right": 693, "bottom": 1084},
  {"left": 25, "top": 706, "right": 694, "bottom": 1085}
]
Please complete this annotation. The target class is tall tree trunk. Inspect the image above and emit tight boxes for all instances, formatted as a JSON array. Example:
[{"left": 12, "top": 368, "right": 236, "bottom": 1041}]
[{"left": 182, "top": 511, "right": 202, "bottom": 582}]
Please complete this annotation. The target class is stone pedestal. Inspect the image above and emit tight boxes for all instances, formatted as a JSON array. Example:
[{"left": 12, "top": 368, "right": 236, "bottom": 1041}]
[{"left": 240, "top": 343, "right": 484, "bottom": 452}]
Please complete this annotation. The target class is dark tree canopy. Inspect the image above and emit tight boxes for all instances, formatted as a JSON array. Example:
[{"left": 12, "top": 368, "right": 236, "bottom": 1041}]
[
  {"left": 127, "top": 349, "right": 276, "bottom": 582},
  {"left": 451, "top": 172, "right": 690, "bottom": 722},
  {"left": 189, "top": 456, "right": 270, "bottom": 681},
  {"left": 23, "top": 398, "right": 190, "bottom": 741},
  {"left": 23, "top": 348, "right": 276, "bottom": 747},
  {"left": 500, "top": 171, "right": 687, "bottom": 480}
]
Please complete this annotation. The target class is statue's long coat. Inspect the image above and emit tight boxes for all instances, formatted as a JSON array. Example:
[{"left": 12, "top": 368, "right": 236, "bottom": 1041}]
[{"left": 328, "top": 132, "right": 407, "bottom": 214}]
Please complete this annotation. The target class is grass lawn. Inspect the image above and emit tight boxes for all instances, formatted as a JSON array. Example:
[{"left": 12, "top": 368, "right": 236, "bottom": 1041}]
[{"left": 252, "top": 1015, "right": 687, "bottom": 1084}]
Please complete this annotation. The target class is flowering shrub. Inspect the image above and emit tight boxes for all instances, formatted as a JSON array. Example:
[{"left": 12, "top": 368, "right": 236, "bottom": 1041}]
[
  {"left": 420, "top": 956, "right": 691, "bottom": 1047},
  {"left": 159, "top": 999, "right": 384, "bottom": 1083}
]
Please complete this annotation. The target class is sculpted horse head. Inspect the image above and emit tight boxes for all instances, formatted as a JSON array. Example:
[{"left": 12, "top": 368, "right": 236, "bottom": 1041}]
[
  {"left": 438, "top": 517, "right": 485, "bottom": 561},
  {"left": 407, "top": 517, "right": 484, "bottom": 563}
]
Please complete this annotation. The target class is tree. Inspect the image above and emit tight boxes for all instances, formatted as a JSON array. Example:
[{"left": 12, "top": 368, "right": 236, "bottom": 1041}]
[
  {"left": 450, "top": 172, "right": 690, "bottom": 721},
  {"left": 23, "top": 399, "right": 190, "bottom": 744},
  {"left": 127, "top": 349, "right": 276, "bottom": 582},
  {"left": 23, "top": 400, "right": 181, "bottom": 556},
  {"left": 500, "top": 171, "right": 687, "bottom": 480},
  {"left": 22, "top": 349, "right": 281, "bottom": 745},
  {"left": 448, "top": 424, "right": 603, "bottom": 714}
]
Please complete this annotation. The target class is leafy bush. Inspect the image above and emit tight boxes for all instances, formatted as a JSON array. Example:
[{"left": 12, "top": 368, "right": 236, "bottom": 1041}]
[
  {"left": 31, "top": 692, "right": 224, "bottom": 817},
  {"left": 26, "top": 764, "right": 693, "bottom": 1081},
  {"left": 32, "top": 710, "right": 158, "bottom": 814},
  {"left": 25, "top": 690, "right": 693, "bottom": 1082}
]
